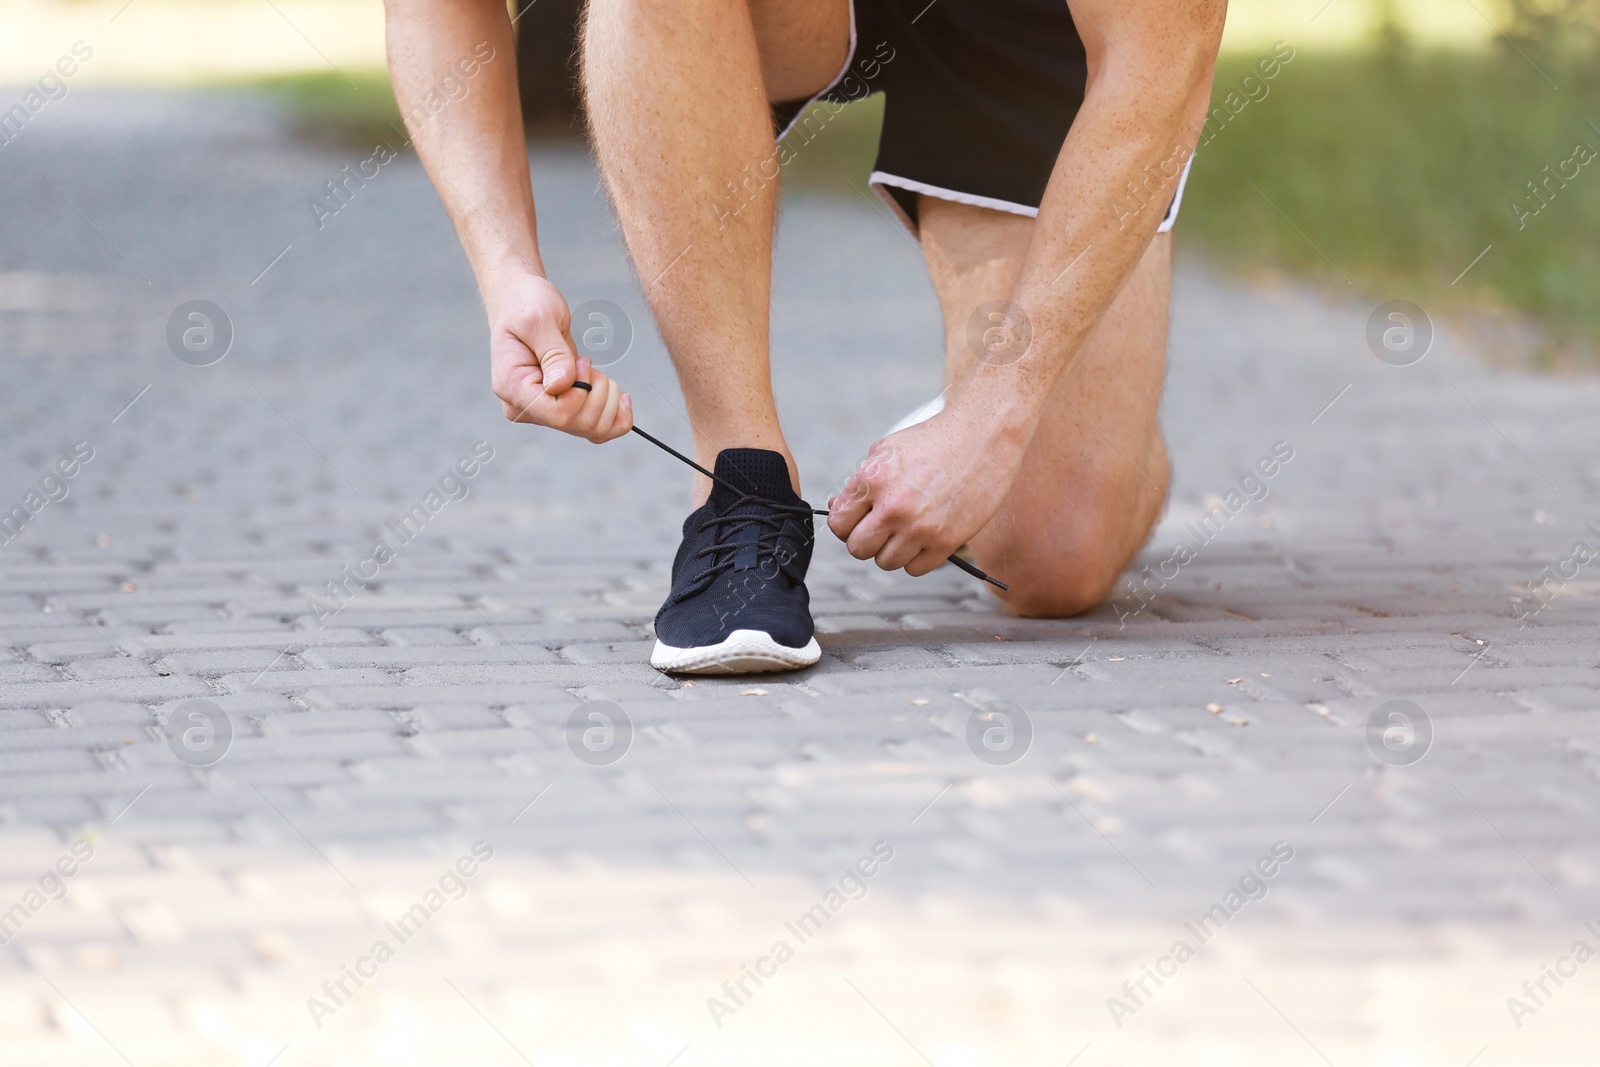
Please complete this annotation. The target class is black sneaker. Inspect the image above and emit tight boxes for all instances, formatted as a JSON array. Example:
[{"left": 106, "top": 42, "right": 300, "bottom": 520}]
[{"left": 650, "top": 448, "right": 821, "bottom": 674}]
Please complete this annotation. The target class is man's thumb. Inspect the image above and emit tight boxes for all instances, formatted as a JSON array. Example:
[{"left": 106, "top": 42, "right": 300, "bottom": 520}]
[{"left": 536, "top": 329, "right": 578, "bottom": 394}]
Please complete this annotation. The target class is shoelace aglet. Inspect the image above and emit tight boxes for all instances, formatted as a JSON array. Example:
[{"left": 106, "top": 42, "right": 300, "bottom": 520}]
[
  {"left": 945, "top": 554, "right": 1009, "bottom": 591},
  {"left": 623, "top": 415, "right": 1009, "bottom": 590}
]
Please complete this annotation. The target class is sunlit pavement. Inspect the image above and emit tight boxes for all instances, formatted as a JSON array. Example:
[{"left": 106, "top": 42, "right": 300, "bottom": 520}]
[{"left": 2, "top": 91, "right": 1598, "bottom": 1065}]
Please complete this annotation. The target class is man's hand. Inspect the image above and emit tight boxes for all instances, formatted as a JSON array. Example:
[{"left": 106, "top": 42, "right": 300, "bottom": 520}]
[
  {"left": 385, "top": 0, "right": 629, "bottom": 441},
  {"left": 827, "top": 386, "right": 1031, "bottom": 576},
  {"left": 827, "top": 0, "right": 1222, "bottom": 580},
  {"left": 486, "top": 270, "right": 633, "bottom": 443}
]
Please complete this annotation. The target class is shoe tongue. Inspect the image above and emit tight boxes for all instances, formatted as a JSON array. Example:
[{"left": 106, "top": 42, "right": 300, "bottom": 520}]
[{"left": 709, "top": 448, "right": 798, "bottom": 512}]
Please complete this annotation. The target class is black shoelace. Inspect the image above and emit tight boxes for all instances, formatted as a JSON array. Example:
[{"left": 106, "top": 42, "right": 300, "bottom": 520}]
[
  {"left": 671, "top": 490, "right": 817, "bottom": 602},
  {"left": 630, "top": 424, "right": 1008, "bottom": 591}
]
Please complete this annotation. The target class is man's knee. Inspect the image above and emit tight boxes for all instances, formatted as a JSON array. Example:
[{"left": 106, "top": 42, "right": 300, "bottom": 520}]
[
  {"left": 977, "top": 452, "right": 1169, "bottom": 619},
  {"left": 990, "top": 537, "right": 1127, "bottom": 619}
]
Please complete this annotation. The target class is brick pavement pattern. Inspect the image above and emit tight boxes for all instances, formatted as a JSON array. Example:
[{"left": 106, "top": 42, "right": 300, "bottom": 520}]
[{"left": 1, "top": 92, "right": 1598, "bottom": 1065}]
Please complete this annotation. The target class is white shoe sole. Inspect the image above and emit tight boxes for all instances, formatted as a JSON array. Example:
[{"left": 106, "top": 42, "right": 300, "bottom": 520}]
[{"left": 650, "top": 629, "right": 821, "bottom": 675}]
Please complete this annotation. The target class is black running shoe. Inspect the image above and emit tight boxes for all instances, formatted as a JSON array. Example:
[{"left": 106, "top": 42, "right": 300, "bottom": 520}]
[{"left": 651, "top": 448, "right": 821, "bottom": 674}]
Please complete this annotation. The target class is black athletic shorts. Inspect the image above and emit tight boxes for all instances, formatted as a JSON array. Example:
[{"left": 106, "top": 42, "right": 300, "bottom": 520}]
[{"left": 772, "top": 0, "right": 1191, "bottom": 236}]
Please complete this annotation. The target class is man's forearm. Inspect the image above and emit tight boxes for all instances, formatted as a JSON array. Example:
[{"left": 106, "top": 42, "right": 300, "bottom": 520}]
[
  {"left": 976, "top": 7, "right": 1224, "bottom": 428},
  {"left": 385, "top": 0, "right": 542, "bottom": 302}
]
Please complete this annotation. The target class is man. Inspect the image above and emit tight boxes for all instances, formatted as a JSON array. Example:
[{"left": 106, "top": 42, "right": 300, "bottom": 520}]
[{"left": 385, "top": 0, "right": 1225, "bottom": 673}]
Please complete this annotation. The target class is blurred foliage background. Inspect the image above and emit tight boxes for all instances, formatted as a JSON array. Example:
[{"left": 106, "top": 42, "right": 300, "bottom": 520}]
[
  {"left": 1183, "top": 45, "right": 1600, "bottom": 365},
  {"left": 783, "top": 0, "right": 1600, "bottom": 364},
  {"left": 6, "top": 0, "right": 1596, "bottom": 361}
]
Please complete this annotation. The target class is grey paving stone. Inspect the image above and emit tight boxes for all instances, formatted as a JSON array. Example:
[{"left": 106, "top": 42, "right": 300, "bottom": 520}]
[
  {"left": 300, "top": 644, "right": 563, "bottom": 668},
  {"left": 0, "top": 749, "right": 105, "bottom": 775},
  {"left": 66, "top": 657, "right": 162, "bottom": 681},
  {"left": 0, "top": 663, "right": 64, "bottom": 683},
  {"left": 467, "top": 620, "right": 643, "bottom": 644},
  {"left": 0, "top": 89, "right": 1596, "bottom": 944},
  {"left": 0, "top": 678, "right": 216, "bottom": 709},
  {"left": 378, "top": 626, "right": 474, "bottom": 646}
]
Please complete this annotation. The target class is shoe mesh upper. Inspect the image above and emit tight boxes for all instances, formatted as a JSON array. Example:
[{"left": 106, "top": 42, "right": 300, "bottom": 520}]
[{"left": 654, "top": 449, "right": 816, "bottom": 649}]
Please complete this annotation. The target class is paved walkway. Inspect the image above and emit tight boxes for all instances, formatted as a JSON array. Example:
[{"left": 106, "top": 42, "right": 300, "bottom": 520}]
[{"left": 2, "top": 91, "right": 1598, "bottom": 1065}]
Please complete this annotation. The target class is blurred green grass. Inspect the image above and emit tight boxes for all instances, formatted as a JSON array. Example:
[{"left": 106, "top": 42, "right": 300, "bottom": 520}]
[
  {"left": 1183, "top": 48, "right": 1600, "bottom": 363},
  {"left": 241, "top": 70, "right": 405, "bottom": 148}
]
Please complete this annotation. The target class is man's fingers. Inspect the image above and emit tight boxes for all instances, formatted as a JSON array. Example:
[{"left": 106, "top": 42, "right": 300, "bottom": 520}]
[
  {"left": 590, "top": 377, "right": 624, "bottom": 442},
  {"left": 829, "top": 437, "right": 902, "bottom": 541},
  {"left": 487, "top": 276, "right": 626, "bottom": 439},
  {"left": 534, "top": 324, "right": 579, "bottom": 395},
  {"left": 572, "top": 373, "right": 618, "bottom": 442},
  {"left": 845, "top": 511, "right": 892, "bottom": 562},
  {"left": 489, "top": 328, "right": 546, "bottom": 422},
  {"left": 827, "top": 474, "right": 874, "bottom": 541},
  {"left": 839, "top": 488, "right": 952, "bottom": 573},
  {"left": 500, "top": 365, "right": 629, "bottom": 442},
  {"left": 904, "top": 546, "right": 948, "bottom": 578},
  {"left": 874, "top": 533, "right": 923, "bottom": 573},
  {"left": 561, "top": 369, "right": 633, "bottom": 443},
  {"left": 550, "top": 365, "right": 596, "bottom": 430},
  {"left": 500, "top": 370, "right": 549, "bottom": 423}
]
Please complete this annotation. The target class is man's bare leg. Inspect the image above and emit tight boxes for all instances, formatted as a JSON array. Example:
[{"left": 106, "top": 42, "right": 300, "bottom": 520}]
[
  {"left": 582, "top": 0, "right": 847, "bottom": 502},
  {"left": 919, "top": 195, "right": 1171, "bottom": 617}
]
